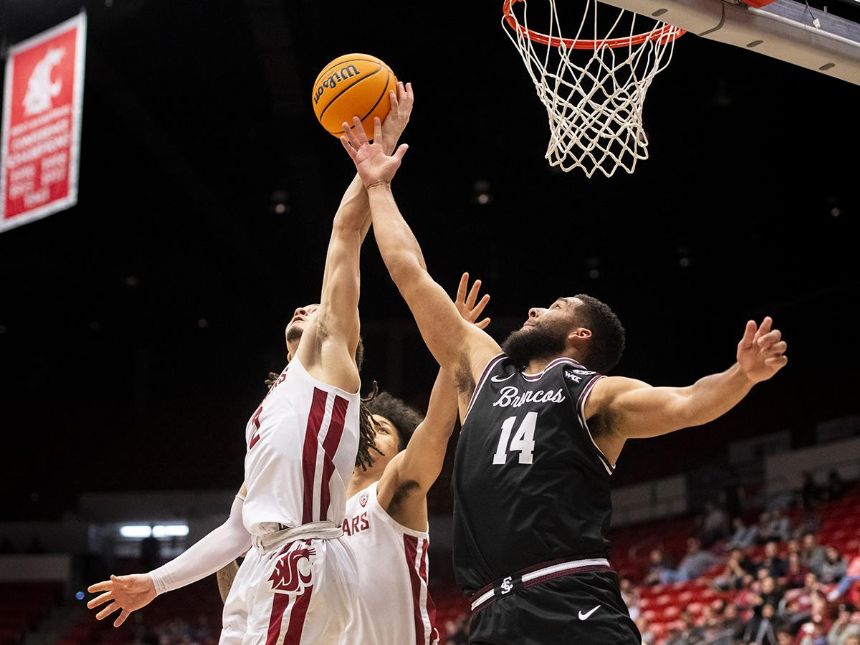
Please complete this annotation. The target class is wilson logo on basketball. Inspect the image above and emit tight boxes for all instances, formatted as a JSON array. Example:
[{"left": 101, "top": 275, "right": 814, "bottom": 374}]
[
  {"left": 268, "top": 542, "right": 316, "bottom": 594},
  {"left": 313, "top": 65, "right": 361, "bottom": 104}
]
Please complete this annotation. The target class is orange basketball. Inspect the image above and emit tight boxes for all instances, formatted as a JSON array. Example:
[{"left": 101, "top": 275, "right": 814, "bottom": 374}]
[{"left": 312, "top": 54, "right": 397, "bottom": 138}]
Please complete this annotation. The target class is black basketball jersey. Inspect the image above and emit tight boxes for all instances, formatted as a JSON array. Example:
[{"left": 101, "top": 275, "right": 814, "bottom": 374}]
[{"left": 452, "top": 354, "right": 616, "bottom": 594}]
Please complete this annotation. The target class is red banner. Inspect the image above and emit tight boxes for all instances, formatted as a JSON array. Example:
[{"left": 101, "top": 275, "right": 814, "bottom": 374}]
[{"left": 0, "top": 13, "right": 86, "bottom": 233}]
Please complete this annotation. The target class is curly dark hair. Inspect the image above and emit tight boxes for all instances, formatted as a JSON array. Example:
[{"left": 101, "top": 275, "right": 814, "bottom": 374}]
[
  {"left": 572, "top": 294, "right": 626, "bottom": 373},
  {"left": 366, "top": 391, "right": 423, "bottom": 452}
]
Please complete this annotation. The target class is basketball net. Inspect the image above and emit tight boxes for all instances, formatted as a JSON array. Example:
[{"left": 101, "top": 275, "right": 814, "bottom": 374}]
[{"left": 502, "top": 0, "right": 684, "bottom": 178}]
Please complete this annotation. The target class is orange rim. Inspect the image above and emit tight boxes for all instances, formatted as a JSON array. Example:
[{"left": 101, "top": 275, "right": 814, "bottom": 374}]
[{"left": 502, "top": 0, "right": 685, "bottom": 49}]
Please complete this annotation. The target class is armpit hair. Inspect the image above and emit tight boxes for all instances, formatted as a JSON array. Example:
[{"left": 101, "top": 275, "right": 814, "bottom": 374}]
[
  {"left": 388, "top": 479, "right": 420, "bottom": 515},
  {"left": 454, "top": 354, "right": 475, "bottom": 400}
]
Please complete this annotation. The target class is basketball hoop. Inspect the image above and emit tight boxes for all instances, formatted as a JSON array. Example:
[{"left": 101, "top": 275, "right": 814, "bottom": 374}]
[{"left": 502, "top": 0, "right": 684, "bottom": 178}]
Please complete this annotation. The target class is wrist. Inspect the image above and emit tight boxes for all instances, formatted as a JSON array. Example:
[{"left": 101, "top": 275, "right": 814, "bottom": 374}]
[
  {"left": 147, "top": 571, "right": 166, "bottom": 596},
  {"left": 365, "top": 180, "right": 391, "bottom": 192}
]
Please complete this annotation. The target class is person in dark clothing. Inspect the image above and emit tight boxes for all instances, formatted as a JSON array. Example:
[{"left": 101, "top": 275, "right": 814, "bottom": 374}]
[{"left": 341, "top": 115, "right": 790, "bottom": 645}]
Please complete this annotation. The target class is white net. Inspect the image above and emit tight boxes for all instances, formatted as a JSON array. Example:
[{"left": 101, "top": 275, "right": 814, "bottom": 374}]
[{"left": 502, "top": 0, "right": 683, "bottom": 178}]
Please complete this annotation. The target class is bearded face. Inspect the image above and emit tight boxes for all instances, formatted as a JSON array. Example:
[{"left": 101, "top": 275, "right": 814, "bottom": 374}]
[{"left": 501, "top": 316, "right": 570, "bottom": 367}]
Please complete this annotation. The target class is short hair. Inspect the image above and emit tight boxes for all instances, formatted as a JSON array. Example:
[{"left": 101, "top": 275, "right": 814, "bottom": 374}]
[
  {"left": 366, "top": 392, "right": 423, "bottom": 451},
  {"left": 572, "top": 294, "right": 626, "bottom": 373}
]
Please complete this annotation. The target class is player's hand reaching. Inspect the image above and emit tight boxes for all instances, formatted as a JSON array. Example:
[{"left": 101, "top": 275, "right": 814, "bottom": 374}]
[
  {"left": 340, "top": 116, "right": 407, "bottom": 188},
  {"left": 380, "top": 82, "right": 414, "bottom": 155},
  {"left": 87, "top": 573, "right": 157, "bottom": 627},
  {"left": 455, "top": 272, "right": 491, "bottom": 330},
  {"left": 736, "top": 316, "right": 788, "bottom": 384}
]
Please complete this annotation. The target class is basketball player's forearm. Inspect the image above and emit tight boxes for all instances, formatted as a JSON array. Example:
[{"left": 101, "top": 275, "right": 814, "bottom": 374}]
[
  {"left": 680, "top": 362, "right": 755, "bottom": 428},
  {"left": 148, "top": 495, "right": 251, "bottom": 595},
  {"left": 333, "top": 174, "right": 371, "bottom": 233},
  {"left": 366, "top": 183, "right": 426, "bottom": 273},
  {"left": 423, "top": 366, "right": 458, "bottom": 441},
  {"left": 399, "top": 369, "right": 457, "bottom": 487}
]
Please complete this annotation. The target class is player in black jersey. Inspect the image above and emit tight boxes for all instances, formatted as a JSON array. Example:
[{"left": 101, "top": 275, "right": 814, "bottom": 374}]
[{"left": 340, "top": 117, "right": 789, "bottom": 645}]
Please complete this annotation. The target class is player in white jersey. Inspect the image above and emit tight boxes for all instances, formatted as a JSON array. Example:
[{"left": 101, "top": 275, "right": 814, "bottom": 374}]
[
  {"left": 85, "top": 83, "right": 415, "bottom": 645},
  {"left": 217, "top": 272, "right": 491, "bottom": 645},
  {"left": 340, "top": 272, "right": 490, "bottom": 645}
]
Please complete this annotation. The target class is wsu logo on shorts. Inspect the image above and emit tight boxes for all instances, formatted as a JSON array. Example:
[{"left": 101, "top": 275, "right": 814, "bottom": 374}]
[{"left": 268, "top": 540, "right": 316, "bottom": 594}]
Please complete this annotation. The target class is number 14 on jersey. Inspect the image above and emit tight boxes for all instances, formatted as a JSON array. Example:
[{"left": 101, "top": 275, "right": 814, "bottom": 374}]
[{"left": 492, "top": 412, "right": 537, "bottom": 465}]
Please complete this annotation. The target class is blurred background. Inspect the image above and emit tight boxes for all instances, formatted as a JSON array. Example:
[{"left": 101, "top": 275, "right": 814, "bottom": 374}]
[{"left": 1, "top": 1, "right": 859, "bottom": 644}]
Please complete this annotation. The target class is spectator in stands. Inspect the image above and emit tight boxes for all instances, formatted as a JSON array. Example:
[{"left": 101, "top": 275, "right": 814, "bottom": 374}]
[
  {"left": 619, "top": 576, "right": 640, "bottom": 620},
  {"left": 759, "top": 541, "right": 789, "bottom": 579},
  {"left": 798, "top": 619, "right": 829, "bottom": 645},
  {"left": 827, "top": 546, "right": 860, "bottom": 603},
  {"left": 845, "top": 635, "right": 860, "bottom": 645},
  {"left": 827, "top": 603, "right": 860, "bottom": 645},
  {"left": 776, "top": 627, "right": 795, "bottom": 645},
  {"left": 660, "top": 538, "right": 720, "bottom": 584},
  {"left": 700, "top": 604, "right": 727, "bottom": 643},
  {"left": 721, "top": 603, "right": 746, "bottom": 644},
  {"left": 756, "top": 576, "right": 785, "bottom": 611},
  {"left": 743, "top": 603, "right": 781, "bottom": 645},
  {"left": 819, "top": 546, "right": 848, "bottom": 585},
  {"left": 715, "top": 548, "right": 755, "bottom": 591},
  {"left": 785, "top": 551, "right": 811, "bottom": 589},
  {"left": 445, "top": 612, "right": 469, "bottom": 645},
  {"left": 670, "top": 610, "right": 705, "bottom": 645},
  {"left": 644, "top": 547, "right": 673, "bottom": 586},
  {"left": 763, "top": 509, "right": 792, "bottom": 543},
  {"left": 636, "top": 616, "right": 656, "bottom": 645},
  {"left": 804, "top": 532, "right": 829, "bottom": 573},
  {"left": 757, "top": 512, "right": 776, "bottom": 546},
  {"left": 699, "top": 501, "right": 731, "bottom": 548},
  {"left": 727, "top": 516, "right": 759, "bottom": 550},
  {"left": 826, "top": 470, "right": 846, "bottom": 502}
]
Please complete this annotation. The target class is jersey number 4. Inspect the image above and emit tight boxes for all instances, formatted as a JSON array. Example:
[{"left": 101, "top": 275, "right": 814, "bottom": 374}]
[{"left": 492, "top": 412, "right": 537, "bottom": 465}]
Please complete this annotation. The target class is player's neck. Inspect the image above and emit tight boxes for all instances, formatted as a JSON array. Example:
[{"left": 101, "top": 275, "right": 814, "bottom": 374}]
[
  {"left": 347, "top": 468, "right": 379, "bottom": 498},
  {"left": 524, "top": 357, "right": 553, "bottom": 375}
]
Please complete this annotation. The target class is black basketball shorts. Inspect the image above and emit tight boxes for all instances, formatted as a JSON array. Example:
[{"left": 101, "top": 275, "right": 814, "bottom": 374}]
[{"left": 468, "top": 570, "right": 641, "bottom": 645}]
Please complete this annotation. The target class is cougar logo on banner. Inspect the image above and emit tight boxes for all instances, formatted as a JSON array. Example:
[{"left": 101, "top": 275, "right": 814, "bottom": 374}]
[
  {"left": 268, "top": 541, "right": 316, "bottom": 594},
  {"left": 23, "top": 48, "right": 65, "bottom": 115}
]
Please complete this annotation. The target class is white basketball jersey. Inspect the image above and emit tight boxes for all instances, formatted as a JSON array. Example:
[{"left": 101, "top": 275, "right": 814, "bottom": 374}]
[
  {"left": 242, "top": 358, "right": 360, "bottom": 535},
  {"left": 341, "top": 482, "right": 439, "bottom": 645}
]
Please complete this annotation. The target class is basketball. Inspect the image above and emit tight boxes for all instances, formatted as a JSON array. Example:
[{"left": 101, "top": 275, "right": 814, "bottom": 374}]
[{"left": 312, "top": 53, "right": 397, "bottom": 138}]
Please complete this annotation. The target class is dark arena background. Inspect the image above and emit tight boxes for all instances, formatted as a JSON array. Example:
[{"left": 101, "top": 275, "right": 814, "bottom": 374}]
[{"left": 1, "top": 0, "right": 859, "bottom": 644}]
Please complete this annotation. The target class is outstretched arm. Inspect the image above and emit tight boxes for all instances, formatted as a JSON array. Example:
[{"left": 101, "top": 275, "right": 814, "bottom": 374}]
[
  {"left": 87, "top": 485, "right": 251, "bottom": 628},
  {"left": 341, "top": 117, "right": 500, "bottom": 391},
  {"left": 379, "top": 274, "right": 490, "bottom": 504},
  {"left": 586, "top": 317, "right": 788, "bottom": 463},
  {"left": 297, "top": 84, "right": 414, "bottom": 390}
]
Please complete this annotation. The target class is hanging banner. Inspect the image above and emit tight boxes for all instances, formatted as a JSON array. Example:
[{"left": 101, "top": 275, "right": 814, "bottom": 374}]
[{"left": 0, "top": 13, "right": 86, "bottom": 233}]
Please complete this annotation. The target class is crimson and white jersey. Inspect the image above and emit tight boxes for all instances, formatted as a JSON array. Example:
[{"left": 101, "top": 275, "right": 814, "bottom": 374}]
[
  {"left": 242, "top": 358, "right": 361, "bottom": 535},
  {"left": 341, "top": 482, "right": 439, "bottom": 645}
]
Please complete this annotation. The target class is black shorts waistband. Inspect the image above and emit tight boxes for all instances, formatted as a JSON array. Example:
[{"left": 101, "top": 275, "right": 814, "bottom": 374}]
[{"left": 470, "top": 557, "right": 612, "bottom": 613}]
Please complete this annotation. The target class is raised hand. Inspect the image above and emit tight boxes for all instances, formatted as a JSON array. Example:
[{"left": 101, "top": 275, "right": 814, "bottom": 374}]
[
  {"left": 455, "top": 272, "right": 491, "bottom": 329},
  {"left": 736, "top": 316, "right": 788, "bottom": 384},
  {"left": 340, "top": 116, "right": 408, "bottom": 188},
  {"left": 380, "top": 82, "right": 414, "bottom": 154},
  {"left": 87, "top": 573, "right": 157, "bottom": 627}
]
